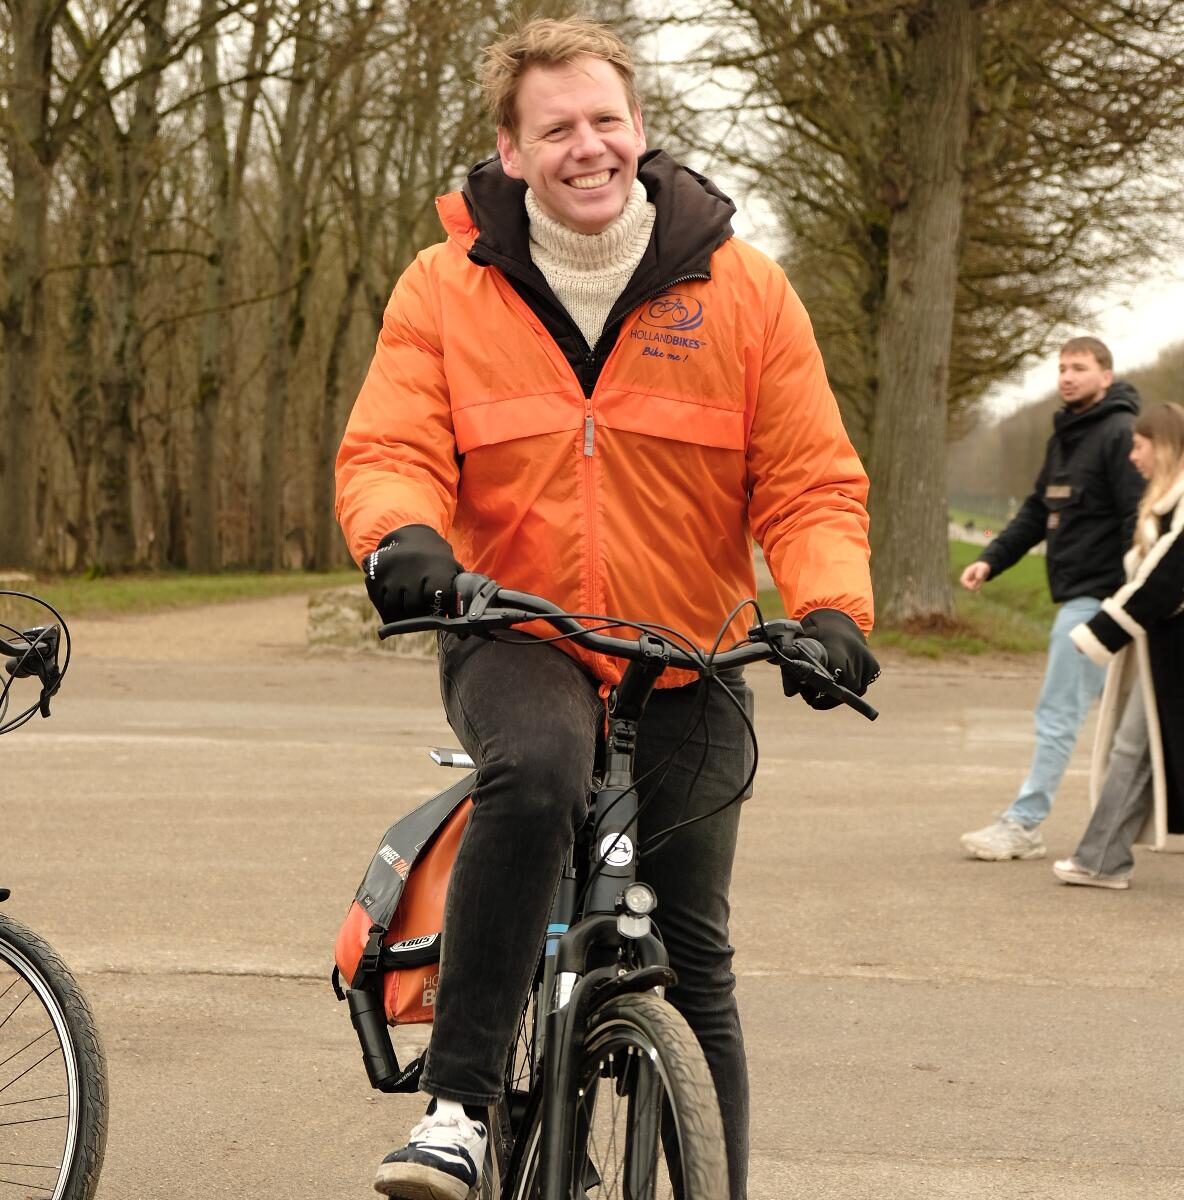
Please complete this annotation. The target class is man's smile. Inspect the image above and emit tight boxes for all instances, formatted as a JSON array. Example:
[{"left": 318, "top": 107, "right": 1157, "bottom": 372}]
[{"left": 568, "top": 170, "right": 613, "bottom": 189}]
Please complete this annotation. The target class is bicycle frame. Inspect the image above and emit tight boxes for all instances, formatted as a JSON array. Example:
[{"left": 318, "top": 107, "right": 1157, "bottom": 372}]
[{"left": 531, "top": 642, "right": 677, "bottom": 1200}]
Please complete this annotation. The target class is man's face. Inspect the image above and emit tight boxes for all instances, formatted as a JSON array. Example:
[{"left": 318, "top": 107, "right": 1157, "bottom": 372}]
[
  {"left": 1058, "top": 351, "right": 1113, "bottom": 411},
  {"left": 497, "top": 56, "right": 646, "bottom": 235}
]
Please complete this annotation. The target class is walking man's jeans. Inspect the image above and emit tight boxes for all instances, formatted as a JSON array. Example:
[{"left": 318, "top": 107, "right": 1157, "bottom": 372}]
[
  {"left": 1005, "top": 596, "right": 1106, "bottom": 829},
  {"left": 421, "top": 634, "right": 754, "bottom": 1200},
  {"left": 1073, "top": 681, "right": 1153, "bottom": 876}
]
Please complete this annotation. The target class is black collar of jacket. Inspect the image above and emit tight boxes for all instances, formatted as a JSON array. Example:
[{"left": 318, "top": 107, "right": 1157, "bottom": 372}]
[
  {"left": 460, "top": 149, "right": 736, "bottom": 332},
  {"left": 1053, "top": 380, "right": 1141, "bottom": 436}
]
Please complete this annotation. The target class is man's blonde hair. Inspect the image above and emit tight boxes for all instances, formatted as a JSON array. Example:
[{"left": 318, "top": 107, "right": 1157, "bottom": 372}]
[{"left": 479, "top": 16, "right": 638, "bottom": 139}]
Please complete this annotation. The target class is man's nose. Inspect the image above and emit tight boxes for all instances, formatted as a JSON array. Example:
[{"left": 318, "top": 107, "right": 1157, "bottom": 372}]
[{"left": 571, "top": 121, "right": 606, "bottom": 157}]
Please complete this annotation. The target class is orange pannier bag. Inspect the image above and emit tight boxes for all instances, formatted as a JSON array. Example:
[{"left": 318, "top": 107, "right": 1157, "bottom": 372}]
[{"left": 333, "top": 771, "right": 474, "bottom": 1091}]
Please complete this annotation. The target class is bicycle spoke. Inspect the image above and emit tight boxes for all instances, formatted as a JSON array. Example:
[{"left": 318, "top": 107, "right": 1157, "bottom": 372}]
[
  {"left": 0, "top": 988, "right": 32, "bottom": 1034},
  {"left": 624, "top": 1052, "right": 662, "bottom": 1200},
  {"left": 0, "top": 1178, "right": 55, "bottom": 1196},
  {"left": 578, "top": 1043, "right": 668, "bottom": 1200}
]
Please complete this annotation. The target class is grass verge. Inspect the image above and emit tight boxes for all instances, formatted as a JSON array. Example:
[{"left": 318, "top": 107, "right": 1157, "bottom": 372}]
[
  {"left": 7, "top": 570, "right": 359, "bottom": 619},
  {"left": 759, "top": 539, "right": 1054, "bottom": 658}
]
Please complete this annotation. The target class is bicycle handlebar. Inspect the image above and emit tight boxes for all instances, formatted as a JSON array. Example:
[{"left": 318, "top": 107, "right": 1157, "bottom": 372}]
[
  {"left": 377, "top": 572, "right": 878, "bottom": 721},
  {"left": 1, "top": 593, "right": 68, "bottom": 730}
]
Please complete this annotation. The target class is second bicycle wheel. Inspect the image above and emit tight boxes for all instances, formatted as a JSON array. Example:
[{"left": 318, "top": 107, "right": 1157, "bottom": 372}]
[
  {"left": 511, "top": 990, "right": 729, "bottom": 1200},
  {"left": 0, "top": 913, "right": 108, "bottom": 1200}
]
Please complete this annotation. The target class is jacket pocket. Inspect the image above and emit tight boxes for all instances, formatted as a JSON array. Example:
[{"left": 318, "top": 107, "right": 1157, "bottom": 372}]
[
  {"left": 451, "top": 390, "right": 582, "bottom": 454},
  {"left": 1043, "top": 472, "right": 1081, "bottom": 533},
  {"left": 594, "top": 388, "right": 746, "bottom": 451}
]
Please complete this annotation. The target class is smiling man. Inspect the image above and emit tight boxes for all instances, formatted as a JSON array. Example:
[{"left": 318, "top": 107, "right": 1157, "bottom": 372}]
[{"left": 336, "top": 17, "right": 877, "bottom": 1200}]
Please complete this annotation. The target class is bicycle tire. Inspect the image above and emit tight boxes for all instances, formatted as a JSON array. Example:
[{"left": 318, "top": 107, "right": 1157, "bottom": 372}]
[
  {"left": 508, "top": 991, "right": 728, "bottom": 1200},
  {"left": 0, "top": 913, "right": 108, "bottom": 1200}
]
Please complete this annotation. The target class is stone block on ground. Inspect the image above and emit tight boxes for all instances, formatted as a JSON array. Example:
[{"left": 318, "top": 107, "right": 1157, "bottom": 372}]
[
  {"left": 0, "top": 572, "right": 39, "bottom": 626},
  {"left": 307, "top": 586, "right": 437, "bottom": 658}
]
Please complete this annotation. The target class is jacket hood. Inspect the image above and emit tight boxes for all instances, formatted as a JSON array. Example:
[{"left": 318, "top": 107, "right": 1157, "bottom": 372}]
[
  {"left": 1054, "top": 379, "right": 1140, "bottom": 434},
  {"left": 451, "top": 149, "right": 735, "bottom": 280}
]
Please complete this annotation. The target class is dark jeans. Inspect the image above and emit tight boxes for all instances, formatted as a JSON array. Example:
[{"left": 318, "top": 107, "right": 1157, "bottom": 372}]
[{"left": 421, "top": 633, "right": 754, "bottom": 1200}]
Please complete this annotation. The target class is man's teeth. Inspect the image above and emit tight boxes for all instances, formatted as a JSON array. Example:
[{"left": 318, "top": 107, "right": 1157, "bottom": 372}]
[{"left": 570, "top": 171, "right": 611, "bottom": 189}]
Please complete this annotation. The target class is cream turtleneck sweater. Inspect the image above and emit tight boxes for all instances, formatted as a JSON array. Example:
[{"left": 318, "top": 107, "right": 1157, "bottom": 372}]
[{"left": 525, "top": 179, "right": 655, "bottom": 349}]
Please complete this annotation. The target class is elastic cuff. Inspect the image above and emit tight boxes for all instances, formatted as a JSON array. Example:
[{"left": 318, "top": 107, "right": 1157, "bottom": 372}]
[
  {"left": 1102, "top": 595, "right": 1143, "bottom": 639},
  {"left": 1069, "top": 622, "right": 1113, "bottom": 667}
]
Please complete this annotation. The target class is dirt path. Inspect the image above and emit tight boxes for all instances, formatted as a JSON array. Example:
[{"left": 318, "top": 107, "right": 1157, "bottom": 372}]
[{"left": 64, "top": 593, "right": 313, "bottom": 662}]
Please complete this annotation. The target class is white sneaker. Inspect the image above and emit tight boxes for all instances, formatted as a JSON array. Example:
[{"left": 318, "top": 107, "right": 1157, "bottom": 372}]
[
  {"left": 960, "top": 817, "right": 1047, "bottom": 861},
  {"left": 374, "top": 1101, "right": 487, "bottom": 1200},
  {"left": 1052, "top": 858, "right": 1131, "bottom": 890}
]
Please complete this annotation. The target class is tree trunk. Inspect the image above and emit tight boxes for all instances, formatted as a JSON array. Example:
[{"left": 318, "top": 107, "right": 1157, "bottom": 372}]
[
  {"left": 869, "top": 0, "right": 975, "bottom": 625},
  {"left": 0, "top": 1, "right": 52, "bottom": 569},
  {"left": 255, "top": 0, "right": 319, "bottom": 571},
  {"left": 191, "top": 0, "right": 269, "bottom": 572},
  {"left": 92, "top": 0, "right": 168, "bottom": 572},
  {"left": 60, "top": 163, "right": 103, "bottom": 569},
  {"left": 311, "top": 265, "right": 362, "bottom": 569}
]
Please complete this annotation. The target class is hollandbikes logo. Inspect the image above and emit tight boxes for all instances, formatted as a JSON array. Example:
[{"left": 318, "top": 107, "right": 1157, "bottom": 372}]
[
  {"left": 599, "top": 832, "right": 635, "bottom": 868},
  {"left": 641, "top": 293, "right": 704, "bottom": 332},
  {"left": 632, "top": 293, "right": 706, "bottom": 361}
]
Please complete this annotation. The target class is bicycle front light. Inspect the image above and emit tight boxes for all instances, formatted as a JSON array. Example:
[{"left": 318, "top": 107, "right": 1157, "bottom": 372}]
[
  {"left": 617, "top": 882, "right": 656, "bottom": 940},
  {"left": 621, "top": 882, "right": 656, "bottom": 916}
]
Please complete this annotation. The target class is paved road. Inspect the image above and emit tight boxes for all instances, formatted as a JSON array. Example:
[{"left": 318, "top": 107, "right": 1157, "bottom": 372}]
[{"left": 3, "top": 595, "right": 1182, "bottom": 1199}]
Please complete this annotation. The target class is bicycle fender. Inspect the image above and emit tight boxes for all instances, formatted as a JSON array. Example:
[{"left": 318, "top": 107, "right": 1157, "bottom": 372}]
[{"left": 587, "top": 965, "right": 677, "bottom": 1011}]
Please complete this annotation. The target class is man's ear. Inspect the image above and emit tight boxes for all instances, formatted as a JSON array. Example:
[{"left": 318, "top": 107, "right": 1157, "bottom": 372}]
[
  {"left": 497, "top": 127, "right": 523, "bottom": 179},
  {"left": 632, "top": 106, "right": 647, "bottom": 154}
]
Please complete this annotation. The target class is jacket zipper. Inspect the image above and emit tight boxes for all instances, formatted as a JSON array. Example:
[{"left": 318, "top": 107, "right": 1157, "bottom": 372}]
[
  {"left": 580, "top": 271, "right": 709, "bottom": 663},
  {"left": 582, "top": 269, "right": 711, "bottom": 411},
  {"left": 475, "top": 255, "right": 713, "bottom": 662}
]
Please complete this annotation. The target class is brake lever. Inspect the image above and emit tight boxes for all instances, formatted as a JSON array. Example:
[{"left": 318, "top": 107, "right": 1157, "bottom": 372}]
[
  {"left": 3, "top": 627, "right": 62, "bottom": 718},
  {"left": 757, "top": 620, "right": 879, "bottom": 723},
  {"left": 455, "top": 572, "right": 500, "bottom": 619},
  {"left": 777, "top": 656, "right": 878, "bottom": 721},
  {"left": 376, "top": 608, "right": 534, "bottom": 641}
]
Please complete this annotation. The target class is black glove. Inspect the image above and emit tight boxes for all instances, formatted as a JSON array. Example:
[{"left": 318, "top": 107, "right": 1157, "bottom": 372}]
[
  {"left": 784, "top": 608, "right": 880, "bottom": 710},
  {"left": 363, "top": 525, "right": 462, "bottom": 622}
]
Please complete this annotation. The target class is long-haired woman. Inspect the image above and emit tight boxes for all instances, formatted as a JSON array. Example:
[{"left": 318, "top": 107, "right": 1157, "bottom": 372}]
[{"left": 1055, "top": 402, "right": 1184, "bottom": 888}]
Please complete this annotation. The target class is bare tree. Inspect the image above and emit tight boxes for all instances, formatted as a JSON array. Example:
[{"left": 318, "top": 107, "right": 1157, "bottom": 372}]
[
  {"left": 62, "top": 0, "right": 171, "bottom": 571},
  {"left": 665, "top": 0, "right": 1184, "bottom": 623},
  {"left": 190, "top": 0, "right": 272, "bottom": 571},
  {"left": 309, "top": 0, "right": 511, "bottom": 569}
]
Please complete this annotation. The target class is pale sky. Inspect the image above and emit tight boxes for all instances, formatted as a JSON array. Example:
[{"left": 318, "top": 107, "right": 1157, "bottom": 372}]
[
  {"left": 983, "top": 272, "right": 1184, "bottom": 418},
  {"left": 724, "top": 189, "right": 1184, "bottom": 423}
]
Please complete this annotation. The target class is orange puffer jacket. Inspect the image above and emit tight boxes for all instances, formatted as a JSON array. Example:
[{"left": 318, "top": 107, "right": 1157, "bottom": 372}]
[{"left": 336, "top": 174, "right": 872, "bottom": 688}]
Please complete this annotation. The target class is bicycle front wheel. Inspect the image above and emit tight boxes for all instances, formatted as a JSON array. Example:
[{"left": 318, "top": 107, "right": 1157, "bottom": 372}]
[
  {"left": 512, "top": 991, "right": 729, "bottom": 1200},
  {"left": 0, "top": 914, "right": 108, "bottom": 1200}
]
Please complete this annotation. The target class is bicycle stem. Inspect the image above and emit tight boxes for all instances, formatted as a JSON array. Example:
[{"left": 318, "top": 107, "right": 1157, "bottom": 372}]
[{"left": 583, "top": 649, "right": 670, "bottom": 917}]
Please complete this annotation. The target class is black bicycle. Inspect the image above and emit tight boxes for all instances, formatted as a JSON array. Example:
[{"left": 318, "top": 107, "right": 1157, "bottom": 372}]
[
  {"left": 1, "top": 592, "right": 108, "bottom": 1200},
  {"left": 351, "top": 573, "right": 876, "bottom": 1200}
]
